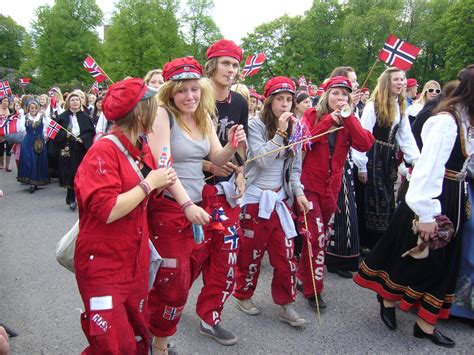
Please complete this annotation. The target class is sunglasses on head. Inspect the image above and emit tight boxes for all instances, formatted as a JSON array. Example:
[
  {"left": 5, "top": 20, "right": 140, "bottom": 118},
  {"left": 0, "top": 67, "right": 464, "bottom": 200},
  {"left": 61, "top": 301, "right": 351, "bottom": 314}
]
[{"left": 428, "top": 88, "right": 441, "bottom": 94}]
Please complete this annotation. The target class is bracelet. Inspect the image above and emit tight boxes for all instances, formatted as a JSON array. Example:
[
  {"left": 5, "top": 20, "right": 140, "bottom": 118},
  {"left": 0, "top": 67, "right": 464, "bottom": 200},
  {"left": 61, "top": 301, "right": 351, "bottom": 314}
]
[
  {"left": 139, "top": 180, "right": 152, "bottom": 196},
  {"left": 276, "top": 129, "right": 288, "bottom": 138},
  {"left": 180, "top": 200, "right": 194, "bottom": 211}
]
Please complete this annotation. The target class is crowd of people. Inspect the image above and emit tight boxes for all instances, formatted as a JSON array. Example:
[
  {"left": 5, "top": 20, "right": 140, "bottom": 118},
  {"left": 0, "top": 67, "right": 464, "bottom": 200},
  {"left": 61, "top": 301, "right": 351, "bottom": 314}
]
[{"left": 0, "top": 39, "right": 472, "bottom": 354}]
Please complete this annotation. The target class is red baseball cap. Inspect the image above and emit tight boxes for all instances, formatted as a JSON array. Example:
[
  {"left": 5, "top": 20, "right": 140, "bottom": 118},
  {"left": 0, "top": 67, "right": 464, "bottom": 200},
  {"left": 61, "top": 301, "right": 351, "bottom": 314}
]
[
  {"left": 206, "top": 39, "right": 243, "bottom": 62},
  {"left": 103, "top": 78, "right": 158, "bottom": 121},
  {"left": 264, "top": 76, "right": 295, "bottom": 97},
  {"left": 407, "top": 78, "right": 418, "bottom": 88},
  {"left": 162, "top": 57, "right": 203, "bottom": 82},
  {"left": 324, "top": 76, "right": 353, "bottom": 93}
]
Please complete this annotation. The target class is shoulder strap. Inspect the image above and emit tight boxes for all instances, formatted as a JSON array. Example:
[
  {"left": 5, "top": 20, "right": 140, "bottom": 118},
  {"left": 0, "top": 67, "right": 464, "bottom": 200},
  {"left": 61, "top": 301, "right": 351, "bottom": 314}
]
[
  {"left": 104, "top": 135, "right": 144, "bottom": 180},
  {"left": 166, "top": 110, "right": 174, "bottom": 129}
]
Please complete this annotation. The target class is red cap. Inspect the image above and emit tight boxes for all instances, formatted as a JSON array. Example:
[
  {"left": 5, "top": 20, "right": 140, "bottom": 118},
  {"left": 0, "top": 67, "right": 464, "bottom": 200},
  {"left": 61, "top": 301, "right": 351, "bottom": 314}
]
[
  {"left": 264, "top": 76, "right": 295, "bottom": 97},
  {"left": 162, "top": 57, "right": 203, "bottom": 82},
  {"left": 249, "top": 89, "right": 259, "bottom": 99},
  {"left": 103, "top": 78, "right": 158, "bottom": 121},
  {"left": 361, "top": 87, "right": 369, "bottom": 93},
  {"left": 324, "top": 76, "right": 353, "bottom": 93},
  {"left": 206, "top": 39, "right": 243, "bottom": 62},
  {"left": 316, "top": 83, "right": 326, "bottom": 96},
  {"left": 407, "top": 78, "right": 418, "bottom": 88}
]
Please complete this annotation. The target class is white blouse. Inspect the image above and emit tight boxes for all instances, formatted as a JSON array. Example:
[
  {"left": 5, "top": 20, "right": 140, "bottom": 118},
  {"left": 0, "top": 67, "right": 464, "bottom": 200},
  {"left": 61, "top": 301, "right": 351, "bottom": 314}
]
[
  {"left": 17, "top": 113, "right": 50, "bottom": 137},
  {"left": 406, "top": 109, "right": 474, "bottom": 223},
  {"left": 352, "top": 100, "right": 420, "bottom": 172}
]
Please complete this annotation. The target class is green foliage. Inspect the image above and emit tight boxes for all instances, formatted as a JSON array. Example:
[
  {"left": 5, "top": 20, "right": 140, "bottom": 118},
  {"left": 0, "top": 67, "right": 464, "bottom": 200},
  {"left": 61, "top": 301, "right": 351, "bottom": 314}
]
[
  {"left": 32, "top": 0, "right": 103, "bottom": 87},
  {"left": 182, "top": 0, "right": 222, "bottom": 62},
  {"left": 103, "top": 0, "right": 185, "bottom": 79},
  {"left": 0, "top": 15, "right": 26, "bottom": 70}
]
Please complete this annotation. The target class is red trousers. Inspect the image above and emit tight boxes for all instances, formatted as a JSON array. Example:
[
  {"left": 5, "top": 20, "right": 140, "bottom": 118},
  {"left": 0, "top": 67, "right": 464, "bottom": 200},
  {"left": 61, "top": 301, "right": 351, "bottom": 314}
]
[
  {"left": 296, "top": 191, "right": 332, "bottom": 298},
  {"left": 234, "top": 203, "right": 297, "bottom": 305},
  {"left": 77, "top": 275, "right": 150, "bottom": 355},
  {"left": 148, "top": 198, "right": 198, "bottom": 337},
  {"left": 192, "top": 186, "right": 242, "bottom": 325}
]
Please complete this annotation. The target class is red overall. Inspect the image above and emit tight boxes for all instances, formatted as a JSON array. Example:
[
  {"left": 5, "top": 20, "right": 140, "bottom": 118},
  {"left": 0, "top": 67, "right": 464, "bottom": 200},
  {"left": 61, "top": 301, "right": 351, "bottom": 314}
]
[
  {"left": 147, "top": 197, "right": 198, "bottom": 337},
  {"left": 297, "top": 109, "right": 374, "bottom": 298},
  {"left": 234, "top": 203, "right": 297, "bottom": 305},
  {"left": 192, "top": 184, "right": 242, "bottom": 325},
  {"left": 74, "top": 133, "right": 156, "bottom": 355}
]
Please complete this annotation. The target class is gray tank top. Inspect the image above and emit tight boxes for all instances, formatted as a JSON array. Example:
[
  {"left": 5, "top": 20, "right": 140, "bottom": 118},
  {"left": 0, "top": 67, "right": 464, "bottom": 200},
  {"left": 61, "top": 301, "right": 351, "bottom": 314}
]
[{"left": 169, "top": 117, "right": 210, "bottom": 203}]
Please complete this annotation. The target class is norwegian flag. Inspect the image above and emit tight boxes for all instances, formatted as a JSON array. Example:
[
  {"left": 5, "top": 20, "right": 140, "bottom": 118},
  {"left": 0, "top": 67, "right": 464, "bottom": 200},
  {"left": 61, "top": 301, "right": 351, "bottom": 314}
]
[
  {"left": 0, "top": 118, "right": 18, "bottom": 136},
  {"left": 162, "top": 305, "right": 184, "bottom": 320},
  {"left": 0, "top": 81, "right": 12, "bottom": 98},
  {"left": 298, "top": 75, "right": 307, "bottom": 87},
  {"left": 223, "top": 226, "right": 239, "bottom": 250},
  {"left": 83, "top": 55, "right": 109, "bottom": 83},
  {"left": 20, "top": 78, "right": 31, "bottom": 86},
  {"left": 91, "top": 81, "right": 100, "bottom": 94},
  {"left": 378, "top": 34, "right": 421, "bottom": 71},
  {"left": 242, "top": 53, "right": 266, "bottom": 78},
  {"left": 46, "top": 120, "right": 61, "bottom": 139}
]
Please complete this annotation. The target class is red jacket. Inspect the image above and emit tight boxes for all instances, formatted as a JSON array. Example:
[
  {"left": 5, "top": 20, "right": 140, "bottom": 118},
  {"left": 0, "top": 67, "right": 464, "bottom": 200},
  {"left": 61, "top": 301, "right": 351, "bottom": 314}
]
[
  {"left": 74, "top": 132, "right": 157, "bottom": 284},
  {"left": 301, "top": 108, "right": 374, "bottom": 214}
]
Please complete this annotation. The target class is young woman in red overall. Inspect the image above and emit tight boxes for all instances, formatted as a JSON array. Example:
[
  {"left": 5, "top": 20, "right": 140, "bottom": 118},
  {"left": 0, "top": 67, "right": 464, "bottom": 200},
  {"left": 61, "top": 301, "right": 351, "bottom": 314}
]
[
  {"left": 146, "top": 57, "right": 246, "bottom": 354},
  {"left": 233, "top": 76, "right": 310, "bottom": 327},
  {"left": 296, "top": 76, "right": 374, "bottom": 309},
  {"left": 74, "top": 78, "right": 177, "bottom": 354}
]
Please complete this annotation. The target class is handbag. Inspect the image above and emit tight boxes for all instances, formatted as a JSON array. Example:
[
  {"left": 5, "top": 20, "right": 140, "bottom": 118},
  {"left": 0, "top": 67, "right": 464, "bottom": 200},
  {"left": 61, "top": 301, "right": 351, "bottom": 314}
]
[
  {"left": 401, "top": 215, "right": 455, "bottom": 259},
  {"left": 55, "top": 135, "right": 162, "bottom": 286}
]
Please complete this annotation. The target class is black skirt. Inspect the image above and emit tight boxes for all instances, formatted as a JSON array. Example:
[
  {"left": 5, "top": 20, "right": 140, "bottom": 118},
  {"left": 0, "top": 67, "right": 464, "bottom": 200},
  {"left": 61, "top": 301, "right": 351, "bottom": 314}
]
[
  {"left": 354, "top": 178, "right": 466, "bottom": 324},
  {"left": 326, "top": 160, "right": 360, "bottom": 271}
]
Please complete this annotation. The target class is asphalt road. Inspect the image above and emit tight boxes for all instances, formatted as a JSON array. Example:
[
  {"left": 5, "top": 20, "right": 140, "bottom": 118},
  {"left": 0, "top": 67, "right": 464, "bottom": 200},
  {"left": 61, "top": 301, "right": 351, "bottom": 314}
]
[{"left": 0, "top": 165, "right": 472, "bottom": 354}]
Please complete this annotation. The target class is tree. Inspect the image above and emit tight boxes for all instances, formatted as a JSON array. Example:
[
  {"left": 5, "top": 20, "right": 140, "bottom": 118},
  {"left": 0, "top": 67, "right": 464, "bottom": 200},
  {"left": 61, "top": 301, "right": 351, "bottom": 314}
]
[
  {"left": 103, "top": 0, "right": 185, "bottom": 79},
  {"left": 0, "top": 15, "right": 26, "bottom": 70},
  {"left": 32, "top": 0, "right": 103, "bottom": 87},
  {"left": 181, "top": 0, "right": 222, "bottom": 62}
]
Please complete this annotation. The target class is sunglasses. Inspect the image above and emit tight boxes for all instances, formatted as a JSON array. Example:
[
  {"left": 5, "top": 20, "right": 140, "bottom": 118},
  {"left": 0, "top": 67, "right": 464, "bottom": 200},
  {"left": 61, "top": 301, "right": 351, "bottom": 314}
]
[{"left": 428, "top": 89, "right": 441, "bottom": 94}]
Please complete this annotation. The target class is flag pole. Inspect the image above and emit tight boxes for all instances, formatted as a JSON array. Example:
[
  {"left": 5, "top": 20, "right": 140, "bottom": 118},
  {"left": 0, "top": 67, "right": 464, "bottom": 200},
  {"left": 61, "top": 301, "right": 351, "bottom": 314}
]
[
  {"left": 361, "top": 58, "right": 379, "bottom": 89},
  {"left": 54, "top": 121, "right": 83, "bottom": 143}
]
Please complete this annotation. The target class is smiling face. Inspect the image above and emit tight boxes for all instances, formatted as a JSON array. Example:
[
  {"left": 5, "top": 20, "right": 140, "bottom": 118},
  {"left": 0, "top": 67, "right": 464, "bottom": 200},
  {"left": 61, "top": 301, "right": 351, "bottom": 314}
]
[
  {"left": 271, "top": 92, "right": 293, "bottom": 117},
  {"left": 1, "top": 98, "right": 8, "bottom": 109},
  {"left": 173, "top": 80, "right": 201, "bottom": 114},
  {"left": 390, "top": 71, "right": 405, "bottom": 96},
  {"left": 28, "top": 103, "right": 38, "bottom": 116},
  {"left": 213, "top": 56, "right": 239, "bottom": 87},
  {"left": 327, "top": 87, "right": 350, "bottom": 111}
]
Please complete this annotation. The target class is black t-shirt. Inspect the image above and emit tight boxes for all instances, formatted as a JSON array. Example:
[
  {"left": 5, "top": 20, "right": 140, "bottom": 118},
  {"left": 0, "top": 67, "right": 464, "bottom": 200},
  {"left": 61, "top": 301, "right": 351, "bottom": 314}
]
[{"left": 207, "top": 90, "right": 249, "bottom": 184}]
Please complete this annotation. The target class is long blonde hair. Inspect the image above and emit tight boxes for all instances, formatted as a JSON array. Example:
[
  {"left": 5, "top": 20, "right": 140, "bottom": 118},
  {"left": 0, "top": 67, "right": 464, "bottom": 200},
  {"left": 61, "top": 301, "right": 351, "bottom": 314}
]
[
  {"left": 370, "top": 67, "right": 406, "bottom": 127},
  {"left": 158, "top": 78, "right": 216, "bottom": 136},
  {"left": 415, "top": 80, "right": 441, "bottom": 105}
]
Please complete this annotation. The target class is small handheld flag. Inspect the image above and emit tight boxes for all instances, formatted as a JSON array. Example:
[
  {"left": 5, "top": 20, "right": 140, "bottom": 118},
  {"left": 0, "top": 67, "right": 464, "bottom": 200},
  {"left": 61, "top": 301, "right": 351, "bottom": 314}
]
[
  {"left": 242, "top": 53, "right": 266, "bottom": 78},
  {"left": 0, "top": 119, "right": 18, "bottom": 136},
  {"left": 83, "top": 55, "right": 109, "bottom": 83},
  {"left": 0, "top": 81, "right": 12, "bottom": 98},
  {"left": 378, "top": 34, "right": 421, "bottom": 71},
  {"left": 20, "top": 78, "right": 31, "bottom": 86},
  {"left": 298, "top": 75, "right": 307, "bottom": 87},
  {"left": 46, "top": 120, "right": 61, "bottom": 139},
  {"left": 91, "top": 81, "right": 100, "bottom": 94}
]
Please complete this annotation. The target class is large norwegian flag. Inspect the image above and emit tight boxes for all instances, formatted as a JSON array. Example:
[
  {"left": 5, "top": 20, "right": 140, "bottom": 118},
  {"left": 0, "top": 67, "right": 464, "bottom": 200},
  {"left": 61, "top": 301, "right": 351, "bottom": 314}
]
[
  {"left": 46, "top": 120, "right": 61, "bottom": 139},
  {"left": 378, "top": 34, "right": 421, "bottom": 71},
  {"left": 0, "top": 81, "right": 12, "bottom": 98},
  {"left": 242, "top": 53, "right": 266, "bottom": 78},
  {"left": 0, "top": 118, "right": 18, "bottom": 136},
  {"left": 83, "top": 55, "right": 109, "bottom": 83}
]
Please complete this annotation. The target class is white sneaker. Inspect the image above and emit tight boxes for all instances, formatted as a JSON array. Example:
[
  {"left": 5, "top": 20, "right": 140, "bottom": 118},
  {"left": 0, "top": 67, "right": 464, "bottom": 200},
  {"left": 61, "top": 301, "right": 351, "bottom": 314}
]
[
  {"left": 278, "top": 303, "right": 309, "bottom": 327},
  {"left": 235, "top": 297, "right": 260, "bottom": 315}
]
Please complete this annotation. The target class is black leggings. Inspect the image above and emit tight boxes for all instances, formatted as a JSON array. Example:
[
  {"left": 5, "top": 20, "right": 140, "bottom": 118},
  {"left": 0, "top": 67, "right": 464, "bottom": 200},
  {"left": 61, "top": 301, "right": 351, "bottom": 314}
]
[{"left": 0, "top": 140, "right": 13, "bottom": 157}]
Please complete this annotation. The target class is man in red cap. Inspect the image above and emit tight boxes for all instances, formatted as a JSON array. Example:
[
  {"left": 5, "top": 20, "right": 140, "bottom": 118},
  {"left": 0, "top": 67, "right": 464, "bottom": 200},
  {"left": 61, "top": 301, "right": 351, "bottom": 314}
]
[
  {"left": 406, "top": 78, "right": 418, "bottom": 106},
  {"left": 191, "top": 39, "right": 248, "bottom": 345}
]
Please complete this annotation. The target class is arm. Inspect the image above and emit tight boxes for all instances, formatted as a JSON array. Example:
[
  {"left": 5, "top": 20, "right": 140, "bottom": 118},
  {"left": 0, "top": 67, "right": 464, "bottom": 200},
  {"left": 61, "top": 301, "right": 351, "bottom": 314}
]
[
  {"left": 396, "top": 110, "right": 420, "bottom": 165},
  {"left": 406, "top": 114, "right": 457, "bottom": 223},
  {"left": 344, "top": 114, "right": 375, "bottom": 152},
  {"left": 247, "top": 118, "right": 285, "bottom": 170},
  {"left": 352, "top": 101, "right": 376, "bottom": 172}
]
